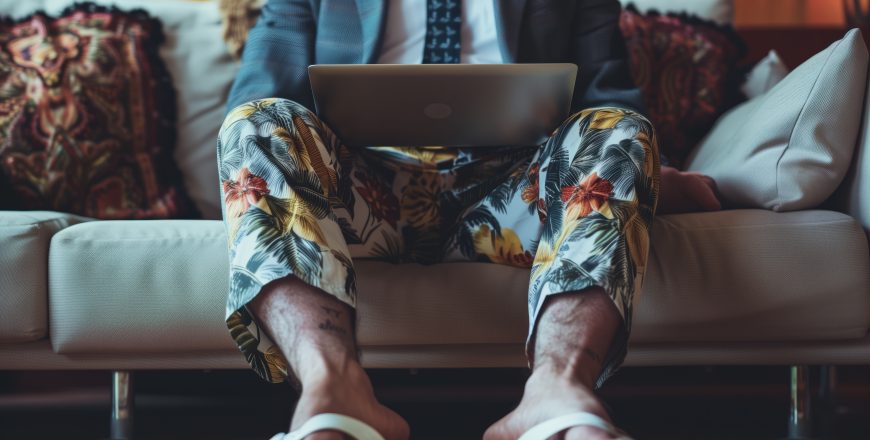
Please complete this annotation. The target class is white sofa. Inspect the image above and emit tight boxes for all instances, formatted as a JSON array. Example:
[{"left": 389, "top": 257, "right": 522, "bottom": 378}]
[{"left": 1, "top": 1, "right": 870, "bottom": 439}]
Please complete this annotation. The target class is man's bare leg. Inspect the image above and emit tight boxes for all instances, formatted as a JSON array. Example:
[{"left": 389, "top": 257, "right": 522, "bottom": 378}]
[
  {"left": 484, "top": 287, "right": 621, "bottom": 440},
  {"left": 249, "top": 276, "right": 410, "bottom": 440}
]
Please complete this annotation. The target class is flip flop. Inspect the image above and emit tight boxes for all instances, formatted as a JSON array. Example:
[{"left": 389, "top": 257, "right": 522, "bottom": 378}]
[
  {"left": 518, "top": 411, "right": 633, "bottom": 440},
  {"left": 270, "top": 413, "right": 385, "bottom": 440}
]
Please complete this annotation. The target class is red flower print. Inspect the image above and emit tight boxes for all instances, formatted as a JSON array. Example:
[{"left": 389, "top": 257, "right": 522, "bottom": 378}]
[
  {"left": 522, "top": 162, "right": 540, "bottom": 205},
  {"left": 355, "top": 170, "right": 399, "bottom": 228},
  {"left": 223, "top": 167, "right": 269, "bottom": 215},
  {"left": 561, "top": 172, "right": 613, "bottom": 218}
]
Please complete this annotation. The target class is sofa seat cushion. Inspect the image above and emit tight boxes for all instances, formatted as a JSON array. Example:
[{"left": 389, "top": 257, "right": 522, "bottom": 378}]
[
  {"left": 48, "top": 210, "right": 870, "bottom": 354},
  {"left": 0, "top": 211, "right": 88, "bottom": 343}
]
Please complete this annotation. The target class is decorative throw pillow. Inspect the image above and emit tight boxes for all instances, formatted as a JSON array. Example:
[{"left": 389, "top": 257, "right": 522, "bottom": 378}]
[
  {"left": 219, "top": 0, "right": 263, "bottom": 58},
  {"left": 620, "top": 0, "right": 734, "bottom": 24},
  {"left": 0, "top": 3, "right": 196, "bottom": 218},
  {"left": 619, "top": 6, "right": 746, "bottom": 168},
  {"left": 686, "top": 29, "right": 868, "bottom": 211}
]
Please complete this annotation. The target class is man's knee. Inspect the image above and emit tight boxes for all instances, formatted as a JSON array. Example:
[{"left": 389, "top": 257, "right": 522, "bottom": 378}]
[
  {"left": 218, "top": 98, "right": 313, "bottom": 156},
  {"left": 222, "top": 97, "right": 310, "bottom": 129},
  {"left": 547, "top": 106, "right": 657, "bottom": 160},
  {"left": 570, "top": 106, "right": 653, "bottom": 132}
]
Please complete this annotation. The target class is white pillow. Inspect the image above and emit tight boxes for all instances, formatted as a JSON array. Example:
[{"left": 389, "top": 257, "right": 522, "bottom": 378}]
[
  {"left": 1, "top": 0, "right": 238, "bottom": 219},
  {"left": 620, "top": 0, "right": 734, "bottom": 24},
  {"left": 742, "top": 50, "right": 790, "bottom": 99},
  {"left": 686, "top": 29, "right": 869, "bottom": 212}
]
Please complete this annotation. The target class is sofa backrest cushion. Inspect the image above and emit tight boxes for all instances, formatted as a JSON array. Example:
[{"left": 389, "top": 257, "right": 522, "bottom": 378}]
[{"left": 686, "top": 29, "right": 869, "bottom": 211}]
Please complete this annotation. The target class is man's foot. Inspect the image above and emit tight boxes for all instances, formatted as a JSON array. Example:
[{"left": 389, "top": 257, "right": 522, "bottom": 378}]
[
  {"left": 249, "top": 278, "right": 409, "bottom": 439},
  {"left": 483, "top": 370, "right": 618, "bottom": 440},
  {"left": 290, "top": 363, "right": 409, "bottom": 440}
]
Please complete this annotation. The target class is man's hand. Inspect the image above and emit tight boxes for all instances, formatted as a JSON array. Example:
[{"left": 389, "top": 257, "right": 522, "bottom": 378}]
[{"left": 657, "top": 166, "right": 722, "bottom": 214}]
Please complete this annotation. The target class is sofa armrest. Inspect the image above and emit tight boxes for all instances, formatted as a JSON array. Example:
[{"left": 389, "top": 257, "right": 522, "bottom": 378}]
[
  {"left": 0, "top": 211, "right": 90, "bottom": 343},
  {"left": 829, "top": 64, "right": 870, "bottom": 239}
]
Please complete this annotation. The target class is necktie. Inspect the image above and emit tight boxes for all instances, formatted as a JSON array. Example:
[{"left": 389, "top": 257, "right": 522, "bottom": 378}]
[{"left": 423, "top": 0, "right": 461, "bottom": 64}]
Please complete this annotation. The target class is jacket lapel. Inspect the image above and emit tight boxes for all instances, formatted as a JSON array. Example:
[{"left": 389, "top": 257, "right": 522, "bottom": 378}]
[
  {"left": 355, "top": 0, "right": 386, "bottom": 63},
  {"left": 494, "top": 0, "right": 528, "bottom": 63}
]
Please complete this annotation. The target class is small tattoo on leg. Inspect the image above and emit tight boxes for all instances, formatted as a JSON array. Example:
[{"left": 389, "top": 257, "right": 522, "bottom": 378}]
[
  {"left": 318, "top": 319, "right": 347, "bottom": 336},
  {"left": 321, "top": 306, "right": 343, "bottom": 318}
]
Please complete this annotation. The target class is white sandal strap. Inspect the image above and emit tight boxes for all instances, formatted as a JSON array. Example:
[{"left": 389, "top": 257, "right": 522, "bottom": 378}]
[
  {"left": 518, "top": 411, "right": 626, "bottom": 440},
  {"left": 279, "top": 413, "right": 385, "bottom": 440}
]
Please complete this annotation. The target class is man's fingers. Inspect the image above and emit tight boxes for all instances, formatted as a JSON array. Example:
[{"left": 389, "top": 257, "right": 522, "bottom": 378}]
[
  {"left": 698, "top": 174, "right": 715, "bottom": 188},
  {"left": 686, "top": 175, "right": 722, "bottom": 211},
  {"left": 684, "top": 172, "right": 717, "bottom": 189}
]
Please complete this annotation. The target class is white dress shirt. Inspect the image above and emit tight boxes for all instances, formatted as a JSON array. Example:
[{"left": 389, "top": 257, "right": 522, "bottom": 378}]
[{"left": 376, "top": 0, "right": 503, "bottom": 64}]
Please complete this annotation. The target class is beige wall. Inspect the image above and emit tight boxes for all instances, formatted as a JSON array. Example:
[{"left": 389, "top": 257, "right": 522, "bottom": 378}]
[{"left": 735, "top": 0, "right": 846, "bottom": 27}]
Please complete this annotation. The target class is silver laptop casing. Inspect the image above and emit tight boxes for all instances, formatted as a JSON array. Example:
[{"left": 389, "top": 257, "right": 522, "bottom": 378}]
[{"left": 308, "top": 63, "right": 577, "bottom": 147}]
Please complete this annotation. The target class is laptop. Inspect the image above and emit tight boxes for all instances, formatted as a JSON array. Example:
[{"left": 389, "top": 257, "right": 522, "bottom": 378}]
[{"left": 308, "top": 63, "right": 577, "bottom": 147}]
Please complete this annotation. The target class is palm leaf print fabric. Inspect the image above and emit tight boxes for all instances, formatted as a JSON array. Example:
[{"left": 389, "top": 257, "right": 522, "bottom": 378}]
[{"left": 218, "top": 99, "right": 659, "bottom": 386}]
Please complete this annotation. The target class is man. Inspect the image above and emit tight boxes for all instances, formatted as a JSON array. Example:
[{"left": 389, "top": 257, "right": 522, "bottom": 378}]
[{"left": 217, "top": 0, "right": 721, "bottom": 438}]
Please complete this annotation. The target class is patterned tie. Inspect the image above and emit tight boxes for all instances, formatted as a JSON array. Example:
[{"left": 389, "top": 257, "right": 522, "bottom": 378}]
[{"left": 423, "top": 0, "right": 462, "bottom": 64}]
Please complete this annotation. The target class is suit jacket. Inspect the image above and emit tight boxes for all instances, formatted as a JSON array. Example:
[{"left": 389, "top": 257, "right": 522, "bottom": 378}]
[{"left": 226, "top": 0, "right": 645, "bottom": 116}]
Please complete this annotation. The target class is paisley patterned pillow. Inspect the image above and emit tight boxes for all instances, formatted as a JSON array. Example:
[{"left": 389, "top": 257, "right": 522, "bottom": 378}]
[
  {"left": 620, "top": 6, "right": 746, "bottom": 168},
  {"left": 0, "top": 3, "right": 196, "bottom": 218}
]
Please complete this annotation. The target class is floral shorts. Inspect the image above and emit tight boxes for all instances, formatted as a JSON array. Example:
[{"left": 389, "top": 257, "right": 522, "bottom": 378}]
[{"left": 217, "top": 98, "right": 660, "bottom": 387}]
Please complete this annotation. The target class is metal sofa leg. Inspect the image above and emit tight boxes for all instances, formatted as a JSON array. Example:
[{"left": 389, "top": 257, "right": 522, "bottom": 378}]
[
  {"left": 110, "top": 371, "right": 134, "bottom": 440},
  {"left": 817, "top": 365, "right": 838, "bottom": 439},
  {"left": 818, "top": 365, "right": 837, "bottom": 402},
  {"left": 787, "top": 365, "right": 814, "bottom": 439}
]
